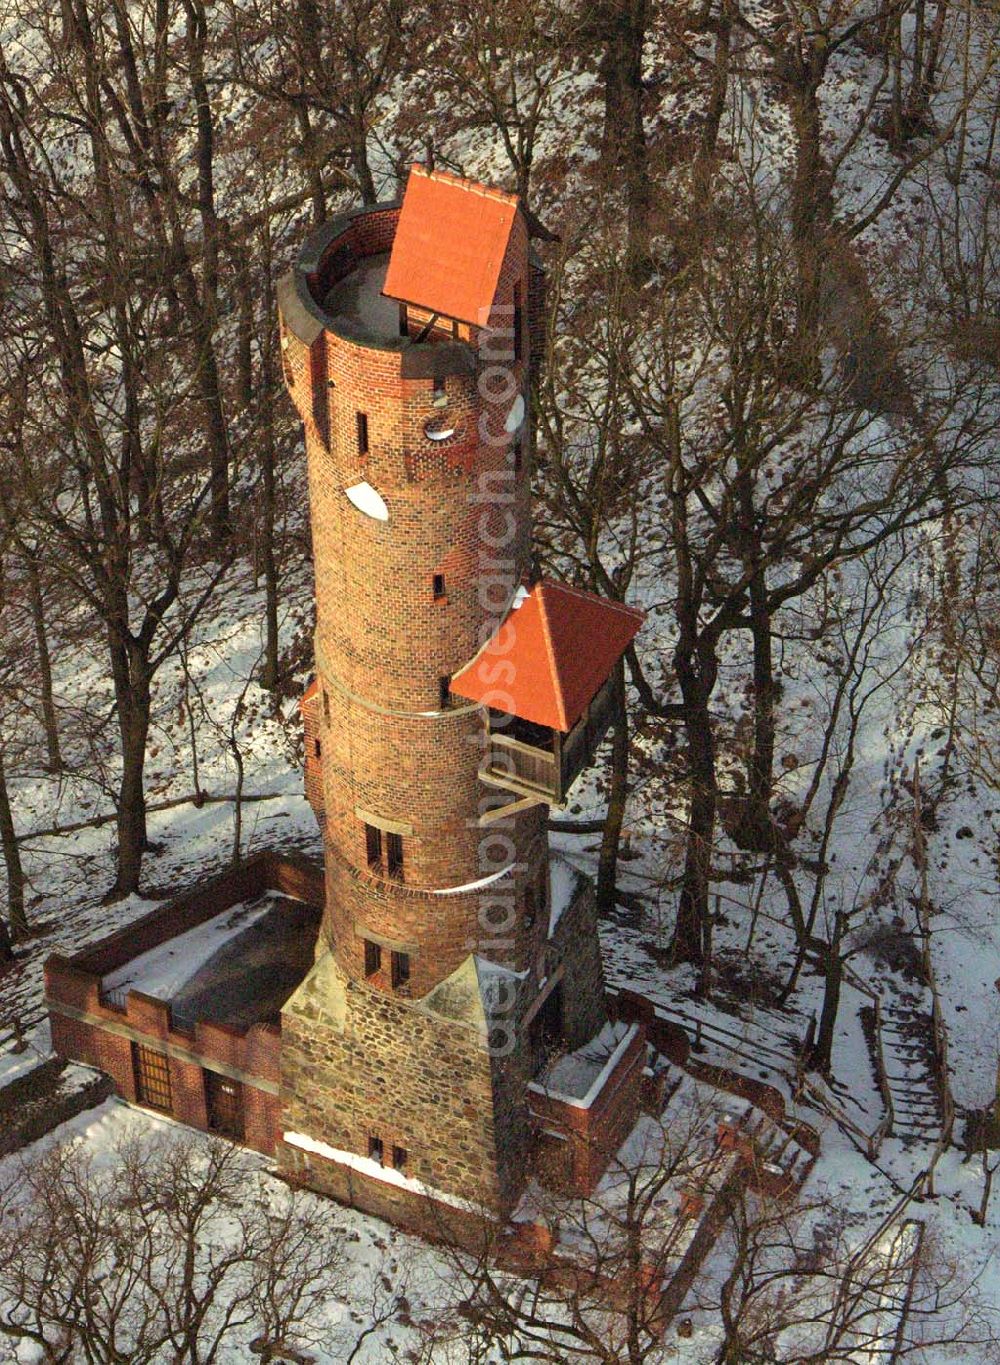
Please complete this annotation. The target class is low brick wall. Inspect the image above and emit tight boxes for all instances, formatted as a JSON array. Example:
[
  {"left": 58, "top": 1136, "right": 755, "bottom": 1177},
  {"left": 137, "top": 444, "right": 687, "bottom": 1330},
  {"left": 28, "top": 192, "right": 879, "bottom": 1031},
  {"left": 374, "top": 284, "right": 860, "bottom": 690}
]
[
  {"left": 609, "top": 986, "right": 820, "bottom": 1157},
  {"left": 70, "top": 851, "right": 323, "bottom": 978},
  {"left": 45, "top": 852, "right": 323, "bottom": 1155},
  {"left": 0, "top": 1061, "right": 115, "bottom": 1156},
  {"left": 528, "top": 1023, "right": 646, "bottom": 1194}
]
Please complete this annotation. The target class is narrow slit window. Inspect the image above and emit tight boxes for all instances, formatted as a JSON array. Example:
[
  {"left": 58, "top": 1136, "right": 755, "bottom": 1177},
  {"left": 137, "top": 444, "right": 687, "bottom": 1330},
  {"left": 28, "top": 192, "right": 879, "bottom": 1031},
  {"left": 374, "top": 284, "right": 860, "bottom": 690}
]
[
  {"left": 364, "top": 938, "right": 382, "bottom": 977},
  {"left": 392, "top": 1145, "right": 408, "bottom": 1171},
  {"left": 356, "top": 411, "right": 369, "bottom": 455},
  {"left": 433, "top": 573, "right": 446, "bottom": 600},
  {"left": 368, "top": 1135, "right": 384, "bottom": 1164},
  {"left": 323, "top": 690, "right": 330, "bottom": 723},
  {"left": 365, "top": 822, "right": 382, "bottom": 869},
  {"left": 391, "top": 950, "right": 410, "bottom": 989},
  {"left": 314, "top": 738, "right": 322, "bottom": 759},
  {"left": 439, "top": 675, "right": 451, "bottom": 710},
  {"left": 432, "top": 374, "right": 446, "bottom": 403},
  {"left": 513, "top": 291, "right": 523, "bottom": 363},
  {"left": 386, "top": 831, "right": 404, "bottom": 881}
]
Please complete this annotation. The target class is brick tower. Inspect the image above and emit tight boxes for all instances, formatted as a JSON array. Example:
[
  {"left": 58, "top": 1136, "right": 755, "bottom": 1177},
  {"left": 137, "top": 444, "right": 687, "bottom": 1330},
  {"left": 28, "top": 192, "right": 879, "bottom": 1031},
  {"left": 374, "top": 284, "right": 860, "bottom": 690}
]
[{"left": 275, "top": 167, "right": 644, "bottom": 1228}]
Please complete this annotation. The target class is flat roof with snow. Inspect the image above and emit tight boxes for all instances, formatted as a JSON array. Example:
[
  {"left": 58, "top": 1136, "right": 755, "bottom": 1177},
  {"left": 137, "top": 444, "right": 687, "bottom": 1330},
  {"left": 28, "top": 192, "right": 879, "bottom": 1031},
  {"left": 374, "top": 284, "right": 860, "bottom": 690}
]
[{"left": 101, "top": 892, "right": 320, "bottom": 1033}]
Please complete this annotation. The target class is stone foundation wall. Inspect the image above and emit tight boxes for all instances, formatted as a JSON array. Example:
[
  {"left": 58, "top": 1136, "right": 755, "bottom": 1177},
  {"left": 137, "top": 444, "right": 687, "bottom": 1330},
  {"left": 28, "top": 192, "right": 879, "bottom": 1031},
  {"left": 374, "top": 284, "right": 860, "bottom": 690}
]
[
  {"left": 280, "top": 956, "right": 521, "bottom": 1207},
  {"left": 276, "top": 1136, "right": 493, "bottom": 1250},
  {"left": 548, "top": 872, "right": 608, "bottom": 1048}
]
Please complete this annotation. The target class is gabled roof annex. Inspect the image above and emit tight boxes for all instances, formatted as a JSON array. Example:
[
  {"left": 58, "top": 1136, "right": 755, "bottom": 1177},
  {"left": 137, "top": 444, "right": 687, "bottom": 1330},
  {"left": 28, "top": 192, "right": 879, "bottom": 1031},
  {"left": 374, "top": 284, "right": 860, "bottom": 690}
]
[
  {"left": 381, "top": 164, "right": 520, "bottom": 326},
  {"left": 450, "top": 580, "right": 645, "bottom": 733}
]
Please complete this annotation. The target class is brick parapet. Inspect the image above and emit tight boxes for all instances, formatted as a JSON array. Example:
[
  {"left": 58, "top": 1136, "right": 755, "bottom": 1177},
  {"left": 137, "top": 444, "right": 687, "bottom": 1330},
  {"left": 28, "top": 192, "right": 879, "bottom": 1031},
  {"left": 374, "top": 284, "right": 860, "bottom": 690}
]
[
  {"left": 65, "top": 851, "right": 323, "bottom": 979},
  {"left": 528, "top": 1024, "right": 646, "bottom": 1195}
]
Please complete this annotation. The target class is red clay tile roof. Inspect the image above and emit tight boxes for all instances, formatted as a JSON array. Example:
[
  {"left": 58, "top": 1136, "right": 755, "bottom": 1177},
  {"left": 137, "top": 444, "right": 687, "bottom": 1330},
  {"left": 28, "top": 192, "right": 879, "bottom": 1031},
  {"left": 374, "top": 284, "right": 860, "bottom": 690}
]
[
  {"left": 382, "top": 165, "right": 520, "bottom": 326},
  {"left": 450, "top": 580, "right": 645, "bottom": 732}
]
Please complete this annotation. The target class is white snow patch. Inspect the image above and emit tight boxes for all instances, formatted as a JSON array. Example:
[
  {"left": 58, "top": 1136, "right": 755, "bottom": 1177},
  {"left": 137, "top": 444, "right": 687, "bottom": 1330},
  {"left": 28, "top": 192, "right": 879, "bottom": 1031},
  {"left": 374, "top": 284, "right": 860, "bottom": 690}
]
[
  {"left": 505, "top": 393, "right": 525, "bottom": 433},
  {"left": 283, "top": 1131, "right": 490, "bottom": 1215},
  {"left": 530, "top": 1021, "right": 638, "bottom": 1109},
  {"left": 548, "top": 854, "right": 581, "bottom": 938},
  {"left": 100, "top": 896, "right": 276, "bottom": 1002},
  {"left": 429, "top": 863, "right": 513, "bottom": 895}
]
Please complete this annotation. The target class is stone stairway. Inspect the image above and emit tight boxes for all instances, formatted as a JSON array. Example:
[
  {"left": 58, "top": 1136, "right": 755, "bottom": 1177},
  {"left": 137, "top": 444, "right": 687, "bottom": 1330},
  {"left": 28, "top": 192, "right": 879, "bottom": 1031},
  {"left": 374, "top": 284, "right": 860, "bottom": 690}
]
[{"left": 739, "top": 1107, "right": 818, "bottom": 1197}]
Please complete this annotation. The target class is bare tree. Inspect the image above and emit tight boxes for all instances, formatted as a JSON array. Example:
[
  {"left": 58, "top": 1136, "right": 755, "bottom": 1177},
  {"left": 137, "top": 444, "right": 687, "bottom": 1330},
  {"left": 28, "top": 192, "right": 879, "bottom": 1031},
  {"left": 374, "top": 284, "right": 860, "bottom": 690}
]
[
  {"left": 707, "top": 1191, "right": 999, "bottom": 1361},
  {"left": 613, "top": 164, "right": 997, "bottom": 967},
  {"left": 0, "top": 1129, "right": 389, "bottom": 1363},
  {"left": 226, "top": 0, "right": 409, "bottom": 213},
  {"left": 406, "top": 0, "right": 577, "bottom": 208}
]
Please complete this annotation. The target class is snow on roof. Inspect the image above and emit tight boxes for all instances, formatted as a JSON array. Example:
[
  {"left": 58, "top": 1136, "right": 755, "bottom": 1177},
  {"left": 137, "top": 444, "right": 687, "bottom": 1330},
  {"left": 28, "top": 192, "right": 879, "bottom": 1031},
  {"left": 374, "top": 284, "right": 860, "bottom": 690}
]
[
  {"left": 548, "top": 855, "right": 583, "bottom": 939},
  {"left": 450, "top": 579, "right": 645, "bottom": 732},
  {"left": 381, "top": 164, "right": 519, "bottom": 326},
  {"left": 100, "top": 896, "right": 276, "bottom": 1003},
  {"left": 529, "top": 1021, "right": 638, "bottom": 1110}
]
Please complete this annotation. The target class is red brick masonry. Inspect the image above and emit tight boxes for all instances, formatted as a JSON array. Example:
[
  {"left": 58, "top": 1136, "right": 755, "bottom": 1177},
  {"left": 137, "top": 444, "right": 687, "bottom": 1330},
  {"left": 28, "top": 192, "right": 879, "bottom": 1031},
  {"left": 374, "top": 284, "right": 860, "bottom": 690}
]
[
  {"left": 528, "top": 1022, "right": 647, "bottom": 1194},
  {"left": 44, "top": 852, "right": 324, "bottom": 1154}
]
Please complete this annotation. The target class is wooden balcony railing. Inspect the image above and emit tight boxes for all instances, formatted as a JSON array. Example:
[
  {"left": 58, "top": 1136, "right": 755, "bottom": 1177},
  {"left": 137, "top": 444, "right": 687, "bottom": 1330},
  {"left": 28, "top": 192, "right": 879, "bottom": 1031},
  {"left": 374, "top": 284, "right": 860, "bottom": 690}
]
[
  {"left": 480, "top": 674, "right": 621, "bottom": 806},
  {"left": 484, "top": 733, "right": 559, "bottom": 799}
]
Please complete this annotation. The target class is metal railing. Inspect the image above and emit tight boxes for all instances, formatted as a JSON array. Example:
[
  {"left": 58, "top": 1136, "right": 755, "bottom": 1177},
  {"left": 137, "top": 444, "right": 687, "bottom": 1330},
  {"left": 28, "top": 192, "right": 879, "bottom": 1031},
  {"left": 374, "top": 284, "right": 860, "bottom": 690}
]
[{"left": 97, "top": 982, "right": 129, "bottom": 1013}]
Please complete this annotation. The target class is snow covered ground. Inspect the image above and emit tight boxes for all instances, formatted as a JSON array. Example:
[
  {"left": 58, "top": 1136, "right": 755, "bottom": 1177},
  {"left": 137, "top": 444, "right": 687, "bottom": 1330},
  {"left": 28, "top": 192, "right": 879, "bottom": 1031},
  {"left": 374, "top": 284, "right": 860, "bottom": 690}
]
[{"left": 1, "top": 0, "right": 1000, "bottom": 1356}]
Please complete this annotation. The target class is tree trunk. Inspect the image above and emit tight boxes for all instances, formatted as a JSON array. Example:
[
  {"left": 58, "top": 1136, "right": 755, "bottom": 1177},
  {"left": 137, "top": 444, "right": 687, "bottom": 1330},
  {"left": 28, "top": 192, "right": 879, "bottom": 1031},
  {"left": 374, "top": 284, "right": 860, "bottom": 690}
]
[
  {"left": 259, "top": 223, "right": 281, "bottom": 694},
  {"left": 672, "top": 675, "right": 716, "bottom": 967},
  {"left": 108, "top": 633, "right": 152, "bottom": 898},
  {"left": 0, "top": 748, "right": 28, "bottom": 940},
  {"left": 784, "top": 55, "right": 833, "bottom": 337},
  {"left": 696, "top": 0, "right": 732, "bottom": 181},
  {"left": 296, "top": 103, "right": 326, "bottom": 225},
  {"left": 24, "top": 547, "right": 62, "bottom": 772},
  {"left": 230, "top": 729, "right": 245, "bottom": 866},
  {"left": 235, "top": 256, "right": 254, "bottom": 413},
  {"left": 811, "top": 909, "right": 845, "bottom": 1073},
  {"left": 350, "top": 118, "right": 377, "bottom": 205},
  {"left": 596, "top": 662, "right": 629, "bottom": 916},
  {"left": 747, "top": 568, "right": 776, "bottom": 840},
  {"left": 597, "top": 0, "right": 650, "bottom": 271}
]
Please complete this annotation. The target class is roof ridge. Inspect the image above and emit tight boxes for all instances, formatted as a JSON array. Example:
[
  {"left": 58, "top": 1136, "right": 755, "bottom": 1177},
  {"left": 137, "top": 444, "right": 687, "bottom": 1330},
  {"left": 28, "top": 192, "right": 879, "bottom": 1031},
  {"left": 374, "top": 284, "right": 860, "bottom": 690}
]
[
  {"left": 541, "top": 577, "right": 646, "bottom": 620},
  {"left": 535, "top": 583, "right": 569, "bottom": 732},
  {"left": 408, "top": 162, "right": 520, "bottom": 208}
]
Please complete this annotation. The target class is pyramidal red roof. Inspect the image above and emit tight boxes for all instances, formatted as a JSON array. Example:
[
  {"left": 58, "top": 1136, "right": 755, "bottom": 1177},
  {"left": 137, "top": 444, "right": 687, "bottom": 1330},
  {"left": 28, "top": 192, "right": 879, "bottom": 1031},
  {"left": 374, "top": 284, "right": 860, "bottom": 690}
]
[
  {"left": 450, "top": 581, "right": 645, "bottom": 732},
  {"left": 382, "top": 164, "right": 519, "bottom": 327}
]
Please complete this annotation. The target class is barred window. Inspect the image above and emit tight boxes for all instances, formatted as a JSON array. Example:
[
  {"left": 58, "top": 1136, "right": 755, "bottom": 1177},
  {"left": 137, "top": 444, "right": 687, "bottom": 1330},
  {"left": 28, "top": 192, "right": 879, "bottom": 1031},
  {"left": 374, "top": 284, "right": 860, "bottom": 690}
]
[
  {"left": 391, "top": 950, "right": 410, "bottom": 989},
  {"left": 132, "top": 1043, "right": 172, "bottom": 1113}
]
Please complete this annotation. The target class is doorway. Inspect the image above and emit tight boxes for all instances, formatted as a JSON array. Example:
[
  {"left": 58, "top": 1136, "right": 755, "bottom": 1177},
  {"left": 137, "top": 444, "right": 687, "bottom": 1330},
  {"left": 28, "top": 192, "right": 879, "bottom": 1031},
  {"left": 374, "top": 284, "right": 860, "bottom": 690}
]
[
  {"left": 529, "top": 982, "right": 564, "bottom": 1076},
  {"left": 204, "top": 1070, "right": 245, "bottom": 1141}
]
